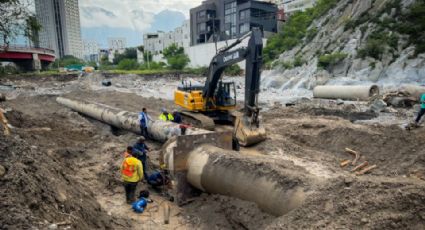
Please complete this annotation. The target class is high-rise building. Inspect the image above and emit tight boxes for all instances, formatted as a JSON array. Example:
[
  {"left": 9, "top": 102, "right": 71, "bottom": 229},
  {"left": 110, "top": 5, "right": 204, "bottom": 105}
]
[
  {"left": 190, "top": 0, "right": 277, "bottom": 46},
  {"left": 35, "top": 0, "right": 83, "bottom": 59},
  {"left": 83, "top": 40, "right": 99, "bottom": 62}
]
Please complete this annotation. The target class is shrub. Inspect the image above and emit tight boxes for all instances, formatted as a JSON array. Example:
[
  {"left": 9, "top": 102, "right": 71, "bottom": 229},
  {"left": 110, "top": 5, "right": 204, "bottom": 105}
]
[
  {"left": 117, "top": 59, "right": 139, "bottom": 70},
  {"left": 357, "top": 39, "right": 385, "bottom": 60},
  {"left": 139, "top": 61, "right": 165, "bottom": 70},
  {"left": 318, "top": 52, "right": 348, "bottom": 69},
  {"left": 163, "top": 44, "right": 190, "bottom": 70},
  {"left": 306, "top": 27, "right": 318, "bottom": 41},
  {"left": 293, "top": 56, "right": 305, "bottom": 67},
  {"left": 263, "top": 0, "right": 337, "bottom": 64},
  {"left": 51, "top": 55, "right": 85, "bottom": 68},
  {"left": 224, "top": 64, "right": 243, "bottom": 76}
]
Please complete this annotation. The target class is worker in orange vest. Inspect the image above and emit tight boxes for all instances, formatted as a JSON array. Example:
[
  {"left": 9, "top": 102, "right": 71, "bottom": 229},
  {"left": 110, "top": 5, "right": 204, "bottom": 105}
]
[{"left": 121, "top": 146, "right": 144, "bottom": 204}]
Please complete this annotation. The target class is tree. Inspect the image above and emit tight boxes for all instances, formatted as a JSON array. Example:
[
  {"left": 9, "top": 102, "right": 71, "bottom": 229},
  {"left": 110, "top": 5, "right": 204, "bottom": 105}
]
[
  {"left": 163, "top": 44, "right": 190, "bottom": 70},
  {"left": 113, "top": 47, "right": 137, "bottom": 64},
  {"left": 0, "top": 0, "right": 40, "bottom": 46},
  {"left": 24, "top": 16, "right": 41, "bottom": 47},
  {"left": 117, "top": 59, "right": 139, "bottom": 70},
  {"left": 51, "top": 55, "right": 85, "bottom": 68}
]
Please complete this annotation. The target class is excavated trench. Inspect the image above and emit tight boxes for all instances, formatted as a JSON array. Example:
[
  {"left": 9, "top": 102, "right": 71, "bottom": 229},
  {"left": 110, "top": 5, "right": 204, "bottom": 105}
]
[{"left": 2, "top": 74, "right": 425, "bottom": 229}]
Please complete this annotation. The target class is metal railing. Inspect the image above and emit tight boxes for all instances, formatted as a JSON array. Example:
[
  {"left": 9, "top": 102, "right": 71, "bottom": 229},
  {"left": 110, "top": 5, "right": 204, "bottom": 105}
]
[{"left": 0, "top": 44, "right": 55, "bottom": 55}]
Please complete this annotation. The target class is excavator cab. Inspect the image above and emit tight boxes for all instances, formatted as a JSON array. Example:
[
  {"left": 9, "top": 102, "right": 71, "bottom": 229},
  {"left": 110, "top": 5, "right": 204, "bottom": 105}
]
[{"left": 215, "top": 81, "right": 236, "bottom": 108}]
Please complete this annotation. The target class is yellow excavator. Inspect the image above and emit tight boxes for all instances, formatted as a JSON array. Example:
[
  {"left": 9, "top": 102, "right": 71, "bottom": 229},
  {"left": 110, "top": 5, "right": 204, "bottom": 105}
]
[{"left": 174, "top": 28, "right": 266, "bottom": 148}]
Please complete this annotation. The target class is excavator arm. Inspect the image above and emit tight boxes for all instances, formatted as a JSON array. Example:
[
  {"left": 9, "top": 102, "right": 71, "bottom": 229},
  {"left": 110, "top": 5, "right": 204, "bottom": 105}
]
[{"left": 203, "top": 28, "right": 266, "bottom": 146}]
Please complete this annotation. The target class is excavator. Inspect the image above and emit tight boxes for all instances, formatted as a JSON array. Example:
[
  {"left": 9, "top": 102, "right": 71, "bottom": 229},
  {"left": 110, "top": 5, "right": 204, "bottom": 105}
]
[{"left": 174, "top": 28, "right": 266, "bottom": 147}]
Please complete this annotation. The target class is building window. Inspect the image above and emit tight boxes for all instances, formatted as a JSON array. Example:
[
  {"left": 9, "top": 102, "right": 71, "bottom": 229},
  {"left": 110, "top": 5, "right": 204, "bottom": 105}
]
[
  {"left": 197, "top": 23, "right": 206, "bottom": 32},
  {"left": 239, "top": 23, "right": 249, "bottom": 34},
  {"left": 197, "top": 10, "right": 206, "bottom": 19},
  {"left": 224, "top": 1, "right": 237, "bottom": 37},
  {"left": 239, "top": 9, "right": 250, "bottom": 20}
]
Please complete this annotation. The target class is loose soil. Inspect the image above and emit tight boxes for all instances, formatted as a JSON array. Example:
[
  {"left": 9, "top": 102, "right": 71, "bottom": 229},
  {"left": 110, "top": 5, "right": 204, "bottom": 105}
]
[{"left": 0, "top": 73, "right": 424, "bottom": 229}]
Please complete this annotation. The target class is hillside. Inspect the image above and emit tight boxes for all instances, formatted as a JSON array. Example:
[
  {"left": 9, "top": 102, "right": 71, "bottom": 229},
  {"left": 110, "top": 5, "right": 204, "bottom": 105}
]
[{"left": 263, "top": 0, "right": 425, "bottom": 92}]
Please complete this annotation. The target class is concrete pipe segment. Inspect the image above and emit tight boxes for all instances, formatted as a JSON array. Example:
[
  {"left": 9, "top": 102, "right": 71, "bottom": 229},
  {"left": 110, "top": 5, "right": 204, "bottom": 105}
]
[
  {"left": 400, "top": 84, "right": 425, "bottom": 100},
  {"left": 56, "top": 97, "right": 209, "bottom": 142},
  {"left": 313, "top": 85, "right": 379, "bottom": 101},
  {"left": 185, "top": 145, "right": 307, "bottom": 216}
]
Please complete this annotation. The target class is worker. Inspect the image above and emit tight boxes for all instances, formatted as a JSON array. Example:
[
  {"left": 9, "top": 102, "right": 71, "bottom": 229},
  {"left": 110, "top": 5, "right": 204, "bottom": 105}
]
[
  {"left": 172, "top": 109, "right": 182, "bottom": 124},
  {"left": 138, "top": 108, "right": 152, "bottom": 138},
  {"left": 133, "top": 137, "right": 150, "bottom": 179},
  {"left": 415, "top": 93, "right": 425, "bottom": 125},
  {"left": 121, "top": 146, "right": 144, "bottom": 204},
  {"left": 147, "top": 170, "right": 171, "bottom": 191},
  {"left": 159, "top": 108, "right": 174, "bottom": 121}
]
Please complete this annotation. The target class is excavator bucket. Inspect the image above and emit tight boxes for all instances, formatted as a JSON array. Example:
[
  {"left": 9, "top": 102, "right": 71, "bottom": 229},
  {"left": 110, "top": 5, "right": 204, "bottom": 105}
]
[{"left": 234, "top": 116, "right": 266, "bottom": 146}]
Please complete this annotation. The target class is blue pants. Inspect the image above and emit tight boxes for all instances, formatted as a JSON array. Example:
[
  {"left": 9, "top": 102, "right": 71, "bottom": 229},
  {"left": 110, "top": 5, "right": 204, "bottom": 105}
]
[
  {"left": 141, "top": 157, "right": 148, "bottom": 179},
  {"left": 416, "top": 108, "right": 425, "bottom": 123}
]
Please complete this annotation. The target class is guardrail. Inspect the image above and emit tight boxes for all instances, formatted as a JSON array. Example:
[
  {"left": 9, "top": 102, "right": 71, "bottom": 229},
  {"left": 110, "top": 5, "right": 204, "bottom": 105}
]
[{"left": 0, "top": 44, "right": 55, "bottom": 55}]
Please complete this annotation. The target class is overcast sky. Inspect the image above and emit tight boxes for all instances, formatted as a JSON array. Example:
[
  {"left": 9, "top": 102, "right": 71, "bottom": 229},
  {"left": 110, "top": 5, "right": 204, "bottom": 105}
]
[{"left": 79, "top": 0, "right": 202, "bottom": 32}]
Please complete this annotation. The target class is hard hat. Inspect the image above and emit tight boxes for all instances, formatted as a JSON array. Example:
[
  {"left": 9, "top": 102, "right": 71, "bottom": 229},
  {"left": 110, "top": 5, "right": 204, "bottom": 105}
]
[
  {"left": 139, "top": 136, "right": 145, "bottom": 142},
  {"left": 160, "top": 164, "right": 166, "bottom": 169},
  {"left": 161, "top": 107, "right": 167, "bottom": 112}
]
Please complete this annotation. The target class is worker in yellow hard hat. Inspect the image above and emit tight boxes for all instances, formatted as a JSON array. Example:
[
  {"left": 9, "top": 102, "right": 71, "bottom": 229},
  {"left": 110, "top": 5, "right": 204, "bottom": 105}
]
[
  {"left": 159, "top": 108, "right": 174, "bottom": 121},
  {"left": 121, "top": 146, "right": 144, "bottom": 204}
]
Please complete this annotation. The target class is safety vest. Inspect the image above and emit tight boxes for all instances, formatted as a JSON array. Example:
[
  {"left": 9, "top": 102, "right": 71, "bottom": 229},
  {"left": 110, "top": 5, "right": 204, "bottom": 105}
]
[
  {"left": 121, "top": 156, "right": 143, "bottom": 182},
  {"left": 159, "top": 113, "right": 174, "bottom": 121}
]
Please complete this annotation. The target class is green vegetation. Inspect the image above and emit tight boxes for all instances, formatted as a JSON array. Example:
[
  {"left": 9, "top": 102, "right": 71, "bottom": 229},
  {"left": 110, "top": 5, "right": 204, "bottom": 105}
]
[
  {"left": 113, "top": 48, "right": 137, "bottom": 65},
  {"left": 51, "top": 55, "right": 85, "bottom": 68},
  {"left": 163, "top": 44, "right": 190, "bottom": 70},
  {"left": 0, "top": 0, "right": 41, "bottom": 46},
  {"left": 357, "top": 31, "right": 397, "bottom": 60},
  {"left": 317, "top": 52, "right": 348, "bottom": 69},
  {"left": 0, "top": 63, "right": 19, "bottom": 75},
  {"left": 117, "top": 59, "right": 139, "bottom": 70},
  {"left": 293, "top": 55, "right": 306, "bottom": 67},
  {"left": 396, "top": 1, "right": 425, "bottom": 55},
  {"left": 104, "top": 67, "right": 208, "bottom": 75},
  {"left": 224, "top": 64, "right": 243, "bottom": 76},
  {"left": 263, "top": 0, "right": 338, "bottom": 65},
  {"left": 347, "top": 0, "right": 425, "bottom": 57}
]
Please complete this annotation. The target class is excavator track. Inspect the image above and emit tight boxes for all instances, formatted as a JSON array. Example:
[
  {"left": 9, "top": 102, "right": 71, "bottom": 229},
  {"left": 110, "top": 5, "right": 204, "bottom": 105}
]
[{"left": 180, "top": 111, "right": 215, "bottom": 131}]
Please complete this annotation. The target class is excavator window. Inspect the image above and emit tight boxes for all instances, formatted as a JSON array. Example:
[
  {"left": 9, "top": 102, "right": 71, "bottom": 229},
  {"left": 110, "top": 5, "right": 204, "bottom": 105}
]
[{"left": 215, "top": 81, "right": 236, "bottom": 107}]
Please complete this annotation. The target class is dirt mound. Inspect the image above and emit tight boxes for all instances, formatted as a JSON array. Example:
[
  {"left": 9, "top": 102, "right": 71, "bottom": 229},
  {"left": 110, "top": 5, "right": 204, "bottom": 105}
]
[
  {"left": 268, "top": 177, "right": 425, "bottom": 229},
  {"left": 0, "top": 132, "right": 126, "bottom": 229},
  {"left": 299, "top": 107, "right": 378, "bottom": 121},
  {"left": 292, "top": 125, "right": 425, "bottom": 177}
]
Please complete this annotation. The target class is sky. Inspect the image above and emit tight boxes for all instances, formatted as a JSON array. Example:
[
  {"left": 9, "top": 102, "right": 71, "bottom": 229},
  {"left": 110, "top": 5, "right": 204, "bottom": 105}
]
[{"left": 79, "top": 0, "right": 203, "bottom": 47}]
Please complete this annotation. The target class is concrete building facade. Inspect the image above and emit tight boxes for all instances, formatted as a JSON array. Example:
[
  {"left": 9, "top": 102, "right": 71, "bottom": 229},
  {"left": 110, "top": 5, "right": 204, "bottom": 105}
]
[
  {"left": 35, "top": 0, "right": 83, "bottom": 59},
  {"left": 107, "top": 37, "right": 127, "bottom": 51},
  {"left": 189, "top": 0, "right": 277, "bottom": 46},
  {"left": 83, "top": 40, "right": 99, "bottom": 62},
  {"left": 278, "top": 0, "right": 317, "bottom": 15},
  {"left": 143, "top": 20, "right": 190, "bottom": 62}
]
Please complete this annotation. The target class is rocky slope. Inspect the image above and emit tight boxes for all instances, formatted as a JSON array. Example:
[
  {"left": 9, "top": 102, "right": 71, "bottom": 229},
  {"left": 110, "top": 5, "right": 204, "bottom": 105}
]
[{"left": 263, "top": 0, "right": 425, "bottom": 93}]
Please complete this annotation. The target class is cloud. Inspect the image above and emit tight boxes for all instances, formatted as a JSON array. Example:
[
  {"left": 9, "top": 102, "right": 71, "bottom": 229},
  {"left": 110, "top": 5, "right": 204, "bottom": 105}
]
[
  {"left": 79, "top": 0, "right": 202, "bottom": 47},
  {"left": 79, "top": 0, "right": 202, "bottom": 31}
]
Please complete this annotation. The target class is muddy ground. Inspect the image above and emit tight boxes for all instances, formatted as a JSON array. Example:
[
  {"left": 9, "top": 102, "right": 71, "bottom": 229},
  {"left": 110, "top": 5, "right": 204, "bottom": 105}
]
[{"left": 0, "top": 73, "right": 424, "bottom": 229}]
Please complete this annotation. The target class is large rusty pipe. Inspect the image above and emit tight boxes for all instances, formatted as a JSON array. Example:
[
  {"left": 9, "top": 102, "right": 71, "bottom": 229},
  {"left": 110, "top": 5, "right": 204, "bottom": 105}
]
[
  {"left": 313, "top": 85, "right": 379, "bottom": 101},
  {"left": 56, "top": 97, "right": 209, "bottom": 142}
]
